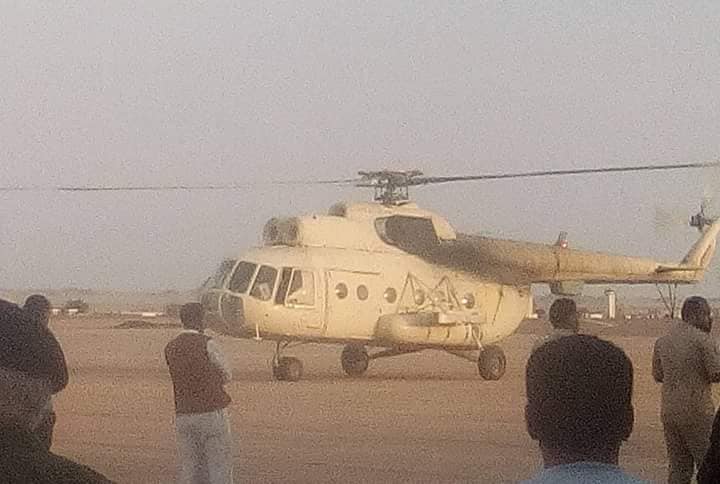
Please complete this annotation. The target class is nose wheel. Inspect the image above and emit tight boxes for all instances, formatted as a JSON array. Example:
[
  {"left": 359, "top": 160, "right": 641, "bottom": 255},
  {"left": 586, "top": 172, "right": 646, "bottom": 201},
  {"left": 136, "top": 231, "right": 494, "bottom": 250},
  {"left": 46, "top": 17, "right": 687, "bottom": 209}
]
[
  {"left": 477, "top": 345, "right": 506, "bottom": 380},
  {"left": 272, "top": 340, "right": 304, "bottom": 382},
  {"left": 273, "top": 356, "right": 303, "bottom": 382},
  {"left": 341, "top": 344, "right": 370, "bottom": 377}
]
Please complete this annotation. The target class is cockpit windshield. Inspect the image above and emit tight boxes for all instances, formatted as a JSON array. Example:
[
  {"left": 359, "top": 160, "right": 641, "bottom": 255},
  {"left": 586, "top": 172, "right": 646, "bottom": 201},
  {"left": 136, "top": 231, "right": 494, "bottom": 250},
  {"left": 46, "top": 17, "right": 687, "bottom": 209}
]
[
  {"left": 211, "top": 259, "right": 237, "bottom": 288},
  {"left": 228, "top": 261, "right": 258, "bottom": 293}
]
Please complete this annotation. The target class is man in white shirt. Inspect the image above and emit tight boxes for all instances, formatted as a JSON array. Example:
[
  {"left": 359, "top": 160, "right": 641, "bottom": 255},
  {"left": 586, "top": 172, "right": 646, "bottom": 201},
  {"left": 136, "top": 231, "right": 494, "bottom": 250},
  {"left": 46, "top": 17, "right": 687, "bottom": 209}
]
[{"left": 523, "top": 335, "right": 646, "bottom": 483}]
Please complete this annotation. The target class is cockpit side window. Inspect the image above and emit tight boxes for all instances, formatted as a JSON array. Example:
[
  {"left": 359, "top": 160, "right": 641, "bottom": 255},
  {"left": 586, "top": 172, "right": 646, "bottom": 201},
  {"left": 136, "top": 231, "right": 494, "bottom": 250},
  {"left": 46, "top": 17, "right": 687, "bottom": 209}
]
[
  {"left": 250, "top": 265, "right": 278, "bottom": 301},
  {"left": 212, "top": 259, "right": 237, "bottom": 288},
  {"left": 286, "top": 270, "right": 315, "bottom": 306},
  {"left": 228, "top": 261, "right": 257, "bottom": 294},
  {"left": 275, "top": 268, "right": 293, "bottom": 305}
]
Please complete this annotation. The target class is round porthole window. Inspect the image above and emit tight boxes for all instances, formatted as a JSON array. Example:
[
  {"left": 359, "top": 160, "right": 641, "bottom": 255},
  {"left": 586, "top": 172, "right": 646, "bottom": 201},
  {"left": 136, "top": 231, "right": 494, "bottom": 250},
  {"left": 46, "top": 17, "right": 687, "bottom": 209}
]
[
  {"left": 357, "top": 285, "right": 369, "bottom": 301},
  {"left": 335, "top": 283, "right": 348, "bottom": 299},
  {"left": 414, "top": 289, "right": 425, "bottom": 306},
  {"left": 462, "top": 293, "right": 476, "bottom": 309},
  {"left": 384, "top": 287, "right": 397, "bottom": 303}
]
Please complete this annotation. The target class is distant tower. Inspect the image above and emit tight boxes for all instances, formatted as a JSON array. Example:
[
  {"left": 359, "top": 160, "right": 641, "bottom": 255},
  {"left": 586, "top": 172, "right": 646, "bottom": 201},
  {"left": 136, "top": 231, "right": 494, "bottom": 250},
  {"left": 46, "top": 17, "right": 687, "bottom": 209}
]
[{"left": 605, "top": 289, "right": 617, "bottom": 320}]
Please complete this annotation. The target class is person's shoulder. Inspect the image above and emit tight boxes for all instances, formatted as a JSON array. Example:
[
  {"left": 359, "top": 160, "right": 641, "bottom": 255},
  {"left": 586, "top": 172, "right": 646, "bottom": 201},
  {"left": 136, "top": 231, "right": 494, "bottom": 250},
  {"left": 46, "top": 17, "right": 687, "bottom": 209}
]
[
  {"left": 1, "top": 448, "right": 114, "bottom": 484},
  {"left": 42, "top": 451, "right": 115, "bottom": 483},
  {"left": 521, "top": 463, "right": 647, "bottom": 484}
]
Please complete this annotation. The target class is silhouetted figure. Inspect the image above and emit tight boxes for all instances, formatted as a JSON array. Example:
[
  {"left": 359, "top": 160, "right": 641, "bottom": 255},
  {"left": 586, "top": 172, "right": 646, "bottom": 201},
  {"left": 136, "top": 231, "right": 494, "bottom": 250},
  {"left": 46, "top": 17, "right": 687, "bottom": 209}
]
[
  {"left": 165, "top": 302, "right": 233, "bottom": 484},
  {"left": 0, "top": 298, "right": 68, "bottom": 393},
  {"left": 24, "top": 294, "right": 52, "bottom": 327},
  {"left": 533, "top": 298, "right": 579, "bottom": 351},
  {"left": 653, "top": 296, "right": 720, "bottom": 484},
  {"left": 23, "top": 294, "right": 58, "bottom": 450},
  {"left": 0, "top": 299, "right": 111, "bottom": 483},
  {"left": 698, "top": 407, "right": 720, "bottom": 483},
  {"left": 523, "top": 335, "right": 644, "bottom": 483}
]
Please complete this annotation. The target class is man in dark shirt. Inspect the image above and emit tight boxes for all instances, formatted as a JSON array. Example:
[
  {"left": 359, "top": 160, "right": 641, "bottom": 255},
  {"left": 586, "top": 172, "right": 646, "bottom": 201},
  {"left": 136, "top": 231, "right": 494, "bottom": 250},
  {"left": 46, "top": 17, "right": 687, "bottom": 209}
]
[
  {"left": 165, "top": 302, "right": 233, "bottom": 484},
  {"left": 532, "top": 298, "right": 579, "bottom": 351},
  {"left": 0, "top": 298, "right": 68, "bottom": 393},
  {"left": 23, "top": 294, "right": 59, "bottom": 449},
  {"left": 0, "top": 299, "right": 111, "bottom": 483}
]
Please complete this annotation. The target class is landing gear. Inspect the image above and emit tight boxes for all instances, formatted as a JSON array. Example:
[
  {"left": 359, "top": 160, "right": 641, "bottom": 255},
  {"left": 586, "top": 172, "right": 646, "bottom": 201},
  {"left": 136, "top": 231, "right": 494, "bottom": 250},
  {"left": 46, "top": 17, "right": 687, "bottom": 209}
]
[
  {"left": 477, "top": 345, "right": 506, "bottom": 381},
  {"left": 273, "top": 356, "right": 303, "bottom": 382},
  {"left": 272, "top": 340, "right": 304, "bottom": 382},
  {"left": 341, "top": 344, "right": 370, "bottom": 377}
]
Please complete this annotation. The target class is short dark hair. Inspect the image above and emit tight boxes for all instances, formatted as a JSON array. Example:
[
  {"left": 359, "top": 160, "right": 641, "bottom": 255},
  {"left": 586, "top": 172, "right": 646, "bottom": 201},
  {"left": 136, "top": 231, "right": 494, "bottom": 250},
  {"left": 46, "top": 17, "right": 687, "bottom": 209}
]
[
  {"left": 525, "top": 335, "right": 633, "bottom": 453},
  {"left": 548, "top": 298, "right": 578, "bottom": 331},
  {"left": 180, "top": 303, "right": 204, "bottom": 331},
  {"left": 682, "top": 296, "right": 712, "bottom": 333},
  {"left": 24, "top": 294, "right": 51, "bottom": 323}
]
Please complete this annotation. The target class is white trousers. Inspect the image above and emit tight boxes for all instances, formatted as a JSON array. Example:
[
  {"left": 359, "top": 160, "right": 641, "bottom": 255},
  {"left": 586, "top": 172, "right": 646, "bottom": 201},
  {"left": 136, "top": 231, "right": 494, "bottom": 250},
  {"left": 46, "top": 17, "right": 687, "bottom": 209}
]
[{"left": 175, "top": 408, "right": 233, "bottom": 484}]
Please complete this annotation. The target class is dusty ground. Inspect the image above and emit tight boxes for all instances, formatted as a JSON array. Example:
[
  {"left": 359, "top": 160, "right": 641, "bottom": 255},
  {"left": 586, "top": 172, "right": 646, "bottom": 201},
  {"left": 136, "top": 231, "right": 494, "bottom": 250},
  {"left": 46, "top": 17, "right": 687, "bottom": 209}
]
[{"left": 48, "top": 317, "right": 697, "bottom": 483}]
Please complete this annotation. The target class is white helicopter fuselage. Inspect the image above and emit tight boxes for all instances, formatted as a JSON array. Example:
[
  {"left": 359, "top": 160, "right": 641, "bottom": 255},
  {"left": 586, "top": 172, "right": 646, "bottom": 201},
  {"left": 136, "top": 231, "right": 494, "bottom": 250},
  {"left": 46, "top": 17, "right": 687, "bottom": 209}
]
[
  {"left": 202, "top": 201, "right": 533, "bottom": 351},
  {"left": 203, "top": 244, "right": 531, "bottom": 350},
  {"left": 200, "top": 199, "right": 719, "bottom": 381}
]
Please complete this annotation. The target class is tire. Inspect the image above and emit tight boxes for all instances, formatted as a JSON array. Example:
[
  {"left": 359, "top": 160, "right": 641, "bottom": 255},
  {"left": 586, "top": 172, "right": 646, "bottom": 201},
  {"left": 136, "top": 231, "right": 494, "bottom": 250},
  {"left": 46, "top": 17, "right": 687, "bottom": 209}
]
[
  {"left": 477, "top": 345, "right": 506, "bottom": 381},
  {"left": 341, "top": 344, "right": 369, "bottom": 377},
  {"left": 273, "top": 357, "right": 303, "bottom": 382}
]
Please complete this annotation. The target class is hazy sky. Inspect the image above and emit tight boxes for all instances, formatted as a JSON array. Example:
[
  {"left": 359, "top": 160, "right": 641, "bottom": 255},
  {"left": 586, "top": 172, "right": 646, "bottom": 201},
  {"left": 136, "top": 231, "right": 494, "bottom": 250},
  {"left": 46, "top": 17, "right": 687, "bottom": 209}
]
[{"left": 1, "top": 1, "right": 719, "bottom": 297}]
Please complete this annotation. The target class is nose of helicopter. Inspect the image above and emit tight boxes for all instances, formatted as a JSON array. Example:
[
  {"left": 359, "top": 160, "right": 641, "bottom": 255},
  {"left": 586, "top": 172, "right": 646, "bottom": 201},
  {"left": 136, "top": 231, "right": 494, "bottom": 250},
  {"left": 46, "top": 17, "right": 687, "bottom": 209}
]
[{"left": 201, "top": 290, "right": 246, "bottom": 336}]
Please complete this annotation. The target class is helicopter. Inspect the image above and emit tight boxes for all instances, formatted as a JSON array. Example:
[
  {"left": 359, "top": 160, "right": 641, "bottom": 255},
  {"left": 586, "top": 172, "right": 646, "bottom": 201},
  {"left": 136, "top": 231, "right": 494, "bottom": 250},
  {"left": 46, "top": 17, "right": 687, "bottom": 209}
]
[{"left": 196, "top": 163, "right": 720, "bottom": 382}]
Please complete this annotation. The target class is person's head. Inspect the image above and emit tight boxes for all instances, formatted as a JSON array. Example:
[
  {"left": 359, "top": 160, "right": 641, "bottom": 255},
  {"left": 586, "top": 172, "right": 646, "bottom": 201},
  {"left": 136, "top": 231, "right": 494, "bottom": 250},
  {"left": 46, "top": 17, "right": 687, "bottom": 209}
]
[
  {"left": 23, "top": 294, "right": 51, "bottom": 327},
  {"left": 180, "top": 302, "right": 205, "bottom": 331},
  {"left": 525, "top": 335, "right": 634, "bottom": 465},
  {"left": 548, "top": 298, "right": 578, "bottom": 331},
  {"left": 682, "top": 296, "right": 713, "bottom": 333}
]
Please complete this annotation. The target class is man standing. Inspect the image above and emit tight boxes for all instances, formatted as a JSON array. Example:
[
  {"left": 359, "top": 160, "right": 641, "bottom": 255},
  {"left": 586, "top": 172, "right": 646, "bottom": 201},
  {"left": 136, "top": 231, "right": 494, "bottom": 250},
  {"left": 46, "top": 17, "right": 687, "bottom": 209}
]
[
  {"left": 533, "top": 298, "right": 579, "bottom": 351},
  {"left": 165, "top": 303, "right": 234, "bottom": 484},
  {"left": 23, "top": 294, "right": 59, "bottom": 449},
  {"left": 0, "top": 299, "right": 110, "bottom": 482},
  {"left": 523, "top": 335, "right": 644, "bottom": 483},
  {"left": 653, "top": 296, "right": 720, "bottom": 484}
]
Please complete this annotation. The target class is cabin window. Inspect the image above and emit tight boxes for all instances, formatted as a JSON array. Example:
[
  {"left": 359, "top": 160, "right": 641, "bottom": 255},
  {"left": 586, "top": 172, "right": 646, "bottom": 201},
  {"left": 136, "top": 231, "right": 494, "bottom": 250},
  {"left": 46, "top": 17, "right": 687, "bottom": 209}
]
[
  {"left": 356, "top": 285, "right": 369, "bottom": 301},
  {"left": 335, "top": 283, "right": 348, "bottom": 299},
  {"left": 228, "top": 261, "right": 257, "bottom": 293},
  {"left": 211, "top": 259, "right": 237, "bottom": 288},
  {"left": 384, "top": 287, "right": 397, "bottom": 303},
  {"left": 275, "top": 268, "right": 293, "bottom": 305},
  {"left": 249, "top": 265, "right": 278, "bottom": 301},
  {"left": 286, "top": 270, "right": 315, "bottom": 306},
  {"left": 462, "top": 293, "right": 476, "bottom": 309}
]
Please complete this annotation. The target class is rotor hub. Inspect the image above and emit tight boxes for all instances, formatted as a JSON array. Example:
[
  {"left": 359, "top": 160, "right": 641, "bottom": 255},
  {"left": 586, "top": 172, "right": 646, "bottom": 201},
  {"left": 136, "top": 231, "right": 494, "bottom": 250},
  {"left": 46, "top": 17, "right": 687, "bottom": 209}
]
[{"left": 356, "top": 170, "right": 423, "bottom": 205}]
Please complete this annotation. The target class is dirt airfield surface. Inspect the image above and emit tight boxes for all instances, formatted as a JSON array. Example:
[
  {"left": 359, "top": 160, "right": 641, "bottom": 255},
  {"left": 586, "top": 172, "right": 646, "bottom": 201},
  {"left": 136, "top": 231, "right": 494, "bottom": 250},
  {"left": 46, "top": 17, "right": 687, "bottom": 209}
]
[{"left": 48, "top": 317, "right": 696, "bottom": 483}]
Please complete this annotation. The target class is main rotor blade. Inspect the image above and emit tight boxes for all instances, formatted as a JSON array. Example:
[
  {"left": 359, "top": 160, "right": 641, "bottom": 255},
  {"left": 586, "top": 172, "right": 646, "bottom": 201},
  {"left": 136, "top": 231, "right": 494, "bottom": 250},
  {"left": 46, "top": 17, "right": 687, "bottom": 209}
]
[
  {"left": 413, "top": 161, "right": 720, "bottom": 185},
  {"left": 0, "top": 177, "right": 359, "bottom": 192}
]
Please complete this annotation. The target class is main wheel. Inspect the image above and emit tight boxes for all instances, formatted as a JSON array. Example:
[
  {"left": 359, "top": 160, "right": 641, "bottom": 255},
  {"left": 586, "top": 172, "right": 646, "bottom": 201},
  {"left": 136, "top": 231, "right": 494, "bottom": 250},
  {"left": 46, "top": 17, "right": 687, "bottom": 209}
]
[
  {"left": 341, "top": 344, "right": 369, "bottom": 377},
  {"left": 477, "top": 345, "right": 506, "bottom": 381},
  {"left": 273, "top": 357, "right": 303, "bottom": 382}
]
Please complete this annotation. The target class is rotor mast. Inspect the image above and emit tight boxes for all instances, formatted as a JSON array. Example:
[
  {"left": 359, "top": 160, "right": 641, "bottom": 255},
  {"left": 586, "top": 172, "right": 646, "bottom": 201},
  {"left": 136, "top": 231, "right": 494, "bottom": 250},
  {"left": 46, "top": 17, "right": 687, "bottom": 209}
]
[{"left": 357, "top": 170, "right": 423, "bottom": 205}]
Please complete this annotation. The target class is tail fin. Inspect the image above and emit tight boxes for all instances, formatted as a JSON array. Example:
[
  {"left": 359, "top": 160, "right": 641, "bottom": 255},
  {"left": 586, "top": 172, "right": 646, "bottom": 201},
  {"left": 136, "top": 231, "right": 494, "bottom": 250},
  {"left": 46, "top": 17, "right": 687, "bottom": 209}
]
[{"left": 682, "top": 218, "right": 720, "bottom": 268}]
